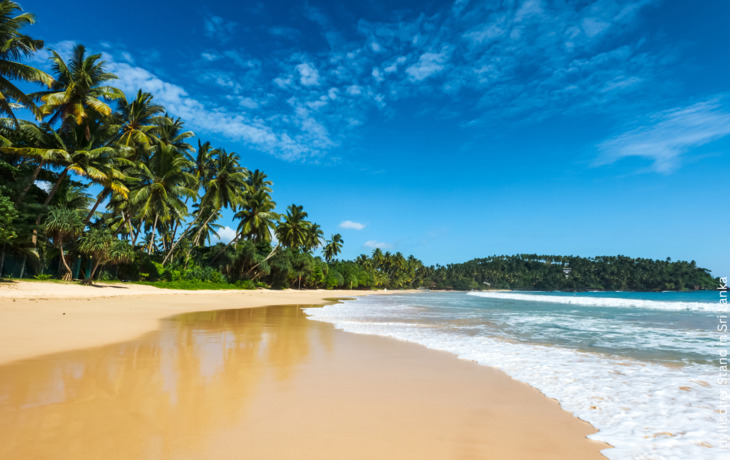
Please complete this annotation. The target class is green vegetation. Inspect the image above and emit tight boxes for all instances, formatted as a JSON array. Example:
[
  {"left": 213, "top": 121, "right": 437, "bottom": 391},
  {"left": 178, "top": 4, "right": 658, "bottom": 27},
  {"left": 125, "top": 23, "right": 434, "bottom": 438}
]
[
  {"left": 427, "top": 255, "right": 719, "bottom": 291},
  {"left": 0, "top": 2, "right": 719, "bottom": 292}
]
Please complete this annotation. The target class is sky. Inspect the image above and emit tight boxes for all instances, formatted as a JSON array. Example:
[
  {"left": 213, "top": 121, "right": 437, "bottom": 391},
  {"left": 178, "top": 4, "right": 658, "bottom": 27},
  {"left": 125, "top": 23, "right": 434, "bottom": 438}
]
[{"left": 18, "top": 0, "right": 730, "bottom": 276}]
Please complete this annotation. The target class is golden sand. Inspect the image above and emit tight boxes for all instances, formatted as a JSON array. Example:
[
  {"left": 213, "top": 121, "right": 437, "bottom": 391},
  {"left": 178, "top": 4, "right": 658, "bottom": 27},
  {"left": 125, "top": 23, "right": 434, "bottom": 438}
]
[{"left": 0, "top": 282, "right": 609, "bottom": 458}]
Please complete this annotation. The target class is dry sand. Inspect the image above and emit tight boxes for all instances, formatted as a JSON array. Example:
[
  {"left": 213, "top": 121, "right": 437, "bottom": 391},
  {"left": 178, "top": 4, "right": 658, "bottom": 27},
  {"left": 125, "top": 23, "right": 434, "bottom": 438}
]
[{"left": 0, "top": 281, "right": 609, "bottom": 458}]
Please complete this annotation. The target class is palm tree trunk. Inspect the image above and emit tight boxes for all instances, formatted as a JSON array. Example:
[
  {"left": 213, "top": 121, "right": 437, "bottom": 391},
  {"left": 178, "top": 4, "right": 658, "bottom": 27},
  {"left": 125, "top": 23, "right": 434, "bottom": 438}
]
[
  {"left": 15, "top": 161, "right": 44, "bottom": 206},
  {"left": 131, "top": 217, "right": 145, "bottom": 246},
  {"left": 246, "top": 243, "right": 280, "bottom": 276},
  {"left": 83, "top": 188, "right": 108, "bottom": 226},
  {"left": 42, "top": 165, "right": 71, "bottom": 207},
  {"left": 18, "top": 254, "right": 26, "bottom": 279},
  {"left": 83, "top": 260, "right": 103, "bottom": 285},
  {"left": 162, "top": 212, "right": 204, "bottom": 266},
  {"left": 30, "top": 166, "right": 73, "bottom": 247},
  {"left": 183, "top": 212, "right": 216, "bottom": 261},
  {"left": 211, "top": 231, "right": 242, "bottom": 263},
  {"left": 57, "top": 237, "right": 73, "bottom": 281},
  {"left": 147, "top": 213, "right": 159, "bottom": 255},
  {"left": 0, "top": 244, "right": 6, "bottom": 278},
  {"left": 192, "top": 212, "right": 216, "bottom": 246}
]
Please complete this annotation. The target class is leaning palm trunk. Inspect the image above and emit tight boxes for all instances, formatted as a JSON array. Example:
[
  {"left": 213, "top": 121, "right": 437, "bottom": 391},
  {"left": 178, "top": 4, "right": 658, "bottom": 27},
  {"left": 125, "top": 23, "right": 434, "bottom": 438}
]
[
  {"left": 182, "top": 212, "right": 217, "bottom": 261},
  {"left": 161, "top": 212, "right": 204, "bottom": 266},
  {"left": 42, "top": 165, "right": 72, "bottom": 208},
  {"left": 147, "top": 213, "right": 159, "bottom": 254},
  {"left": 30, "top": 166, "right": 74, "bottom": 247},
  {"left": 211, "top": 231, "right": 242, "bottom": 263},
  {"left": 83, "top": 259, "right": 103, "bottom": 285},
  {"left": 0, "top": 244, "right": 5, "bottom": 277},
  {"left": 83, "top": 189, "right": 108, "bottom": 226},
  {"left": 246, "top": 242, "right": 280, "bottom": 276},
  {"left": 15, "top": 161, "right": 44, "bottom": 206},
  {"left": 192, "top": 212, "right": 216, "bottom": 247},
  {"left": 58, "top": 244, "right": 74, "bottom": 281}
]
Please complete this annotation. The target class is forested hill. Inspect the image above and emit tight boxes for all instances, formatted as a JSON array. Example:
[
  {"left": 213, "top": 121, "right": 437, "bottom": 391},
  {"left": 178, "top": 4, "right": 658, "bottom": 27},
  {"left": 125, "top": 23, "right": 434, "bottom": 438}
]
[{"left": 427, "top": 255, "right": 719, "bottom": 291}]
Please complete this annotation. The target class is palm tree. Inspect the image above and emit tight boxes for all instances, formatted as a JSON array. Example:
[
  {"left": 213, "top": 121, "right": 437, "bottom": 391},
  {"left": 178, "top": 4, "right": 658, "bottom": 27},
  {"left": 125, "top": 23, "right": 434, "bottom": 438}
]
[
  {"left": 78, "top": 229, "right": 133, "bottom": 285},
  {"left": 156, "top": 114, "right": 194, "bottom": 153},
  {"left": 305, "top": 222, "right": 324, "bottom": 253},
  {"left": 43, "top": 206, "right": 83, "bottom": 280},
  {"left": 130, "top": 142, "right": 195, "bottom": 253},
  {"left": 34, "top": 44, "right": 124, "bottom": 134},
  {"left": 276, "top": 204, "right": 311, "bottom": 250},
  {"left": 191, "top": 148, "right": 247, "bottom": 244},
  {"left": 0, "top": 1, "right": 53, "bottom": 126},
  {"left": 323, "top": 233, "right": 343, "bottom": 262},
  {"left": 116, "top": 89, "right": 164, "bottom": 150},
  {"left": 235, "top": 190, "right": 279, "bottom": 242},
  {"left": 211, "top": 170, "right": 277, "bottom": 263},
  {"left": 0, "top": 120, "right": 69, "bottom": 205},
  {"left": 163, "top": 148, "right": 246, "bottom": 264}
]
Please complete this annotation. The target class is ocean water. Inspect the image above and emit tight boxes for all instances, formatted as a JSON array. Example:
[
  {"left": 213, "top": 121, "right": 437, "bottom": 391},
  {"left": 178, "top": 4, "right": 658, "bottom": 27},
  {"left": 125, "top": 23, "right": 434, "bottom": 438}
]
[{"left": 304, "top": 290, "right": 729, "bottom": 460}]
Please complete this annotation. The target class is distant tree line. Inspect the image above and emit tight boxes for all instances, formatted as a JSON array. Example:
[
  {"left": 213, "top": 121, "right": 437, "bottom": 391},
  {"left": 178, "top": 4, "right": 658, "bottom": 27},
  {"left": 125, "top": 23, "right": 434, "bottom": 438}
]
[{"left": 426, "top": 254, "right": 719, "bottom": 291}]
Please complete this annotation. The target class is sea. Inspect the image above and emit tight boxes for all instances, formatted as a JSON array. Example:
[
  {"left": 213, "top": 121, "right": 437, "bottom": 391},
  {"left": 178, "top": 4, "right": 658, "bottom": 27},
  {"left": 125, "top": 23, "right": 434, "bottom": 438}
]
[{"left": 304, "top": 290, "right": 729, "bottom": 460}]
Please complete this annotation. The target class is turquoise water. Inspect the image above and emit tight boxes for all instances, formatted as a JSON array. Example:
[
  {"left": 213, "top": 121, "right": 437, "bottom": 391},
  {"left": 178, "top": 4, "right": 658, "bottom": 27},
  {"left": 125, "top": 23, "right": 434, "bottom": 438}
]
[{"left": 305, "top": 290, "right": 729, "bottom": 459}]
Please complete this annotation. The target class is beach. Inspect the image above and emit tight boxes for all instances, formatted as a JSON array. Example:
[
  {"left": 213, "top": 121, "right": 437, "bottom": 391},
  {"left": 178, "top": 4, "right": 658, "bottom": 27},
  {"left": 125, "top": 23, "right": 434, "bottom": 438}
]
[{"left": 0, "top": 281, "right": 607, "bottom": 459}]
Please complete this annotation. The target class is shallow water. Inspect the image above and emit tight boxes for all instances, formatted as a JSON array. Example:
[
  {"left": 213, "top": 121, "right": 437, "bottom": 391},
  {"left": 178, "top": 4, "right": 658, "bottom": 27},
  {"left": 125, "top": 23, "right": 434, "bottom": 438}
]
[{"left": 305, "top": 291, "right": 729, "bottom": 459}]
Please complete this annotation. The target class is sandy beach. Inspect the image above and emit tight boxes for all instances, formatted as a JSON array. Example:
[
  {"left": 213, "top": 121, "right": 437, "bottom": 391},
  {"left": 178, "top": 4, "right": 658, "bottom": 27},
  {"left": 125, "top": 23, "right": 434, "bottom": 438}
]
[{"left": 0, "top": 281, "right": 608, "bottom": 458}]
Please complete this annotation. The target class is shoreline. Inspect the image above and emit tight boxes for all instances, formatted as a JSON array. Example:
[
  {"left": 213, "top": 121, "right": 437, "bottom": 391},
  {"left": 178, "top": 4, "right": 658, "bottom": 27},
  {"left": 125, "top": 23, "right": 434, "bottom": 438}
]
[
  {"left": 0, "top": 281, "right": 609, "bottom": 458},
  {"left": 0, "top": 280, "right": 407, "bottom": 365}
]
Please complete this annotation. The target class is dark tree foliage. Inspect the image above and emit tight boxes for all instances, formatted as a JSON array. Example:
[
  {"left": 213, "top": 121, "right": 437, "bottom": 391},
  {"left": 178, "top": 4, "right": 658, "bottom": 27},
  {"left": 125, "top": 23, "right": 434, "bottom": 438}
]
[{"left": 425, "top": 254, "right": 718, "bottom": 291}]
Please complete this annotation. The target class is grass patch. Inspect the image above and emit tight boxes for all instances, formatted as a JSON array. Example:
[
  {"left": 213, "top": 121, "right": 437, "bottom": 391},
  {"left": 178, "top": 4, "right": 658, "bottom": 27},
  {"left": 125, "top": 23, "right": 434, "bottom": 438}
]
[{"left": 134, "top": 280, "right": 252, "bottom": 290}]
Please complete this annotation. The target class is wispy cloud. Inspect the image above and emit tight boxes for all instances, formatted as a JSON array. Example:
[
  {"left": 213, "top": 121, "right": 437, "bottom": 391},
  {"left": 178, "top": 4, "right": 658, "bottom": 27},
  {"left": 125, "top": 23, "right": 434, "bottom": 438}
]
[
  {"left": 203, "top": 15, "right": 236, "bottom": 43},
  {"left": 104, "top": 59, "right": 329, "bottom": 161},
  {"left": 364, "top": 240, "right": 392, "bottom": 249},
  {"left": 596, "top": 96, "right": 730, "bottom": 173},
  {"left": 42, "top": 0, "right": 670, "bottom": 163},
  {"left": 339, "top": 220, "right": 365, "bottom": 230}
]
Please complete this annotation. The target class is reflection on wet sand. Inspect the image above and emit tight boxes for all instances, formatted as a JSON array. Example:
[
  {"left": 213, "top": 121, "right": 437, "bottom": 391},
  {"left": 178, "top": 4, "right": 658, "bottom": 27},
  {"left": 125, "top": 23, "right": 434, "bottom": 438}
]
[
  {"left": 0, "top": 303, "right": 608, "bottom": 459},
  {"left": 0, "top": 305, "right": 328, "bottom": 459}
]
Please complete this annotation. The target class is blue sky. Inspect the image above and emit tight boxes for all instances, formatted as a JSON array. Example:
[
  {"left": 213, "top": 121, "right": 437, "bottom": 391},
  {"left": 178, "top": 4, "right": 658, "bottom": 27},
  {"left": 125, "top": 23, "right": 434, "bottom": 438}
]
[{"left": 20, "top": 0, "right": 730, "bottom": 275}]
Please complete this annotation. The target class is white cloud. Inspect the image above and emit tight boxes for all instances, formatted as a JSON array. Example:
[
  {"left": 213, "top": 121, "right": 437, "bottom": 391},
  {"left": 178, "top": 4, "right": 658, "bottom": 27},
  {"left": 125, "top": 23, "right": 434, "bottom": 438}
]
[
  {"left": 214, "top": 226, "right": 237, "bottom": 244},
  {"left": 201, "top": 52, "right": 221, "bottom": 61},
  {"left": 364, "top": 240, "right": 392, "bottom": 249},
  {"left": 105, "top": 60, "right": 324, "bottom": 161},
  {"left": 204, "top": 15, "right": 236, "bottom": 43},
  {"left": 296, "top": 62, "right": 320, "bottom": 86},
  {"left": 596, "top": 96, "right": 730, "bottom": 173},
  {"left": 405, "top": 50, "right": 450, "bottom": 81},
  {"left": 339, "top": 220, "right": 365, "bottom": 230}
]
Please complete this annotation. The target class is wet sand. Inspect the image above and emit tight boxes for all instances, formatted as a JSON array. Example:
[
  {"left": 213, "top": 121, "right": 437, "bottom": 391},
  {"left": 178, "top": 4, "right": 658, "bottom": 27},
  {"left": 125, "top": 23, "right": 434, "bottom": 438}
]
[
  {"left": 0, "top": 283, "right": 609, "bottom": 458},
  {"left": 0, "top": 281, "right": 392, "bottom": 365}
]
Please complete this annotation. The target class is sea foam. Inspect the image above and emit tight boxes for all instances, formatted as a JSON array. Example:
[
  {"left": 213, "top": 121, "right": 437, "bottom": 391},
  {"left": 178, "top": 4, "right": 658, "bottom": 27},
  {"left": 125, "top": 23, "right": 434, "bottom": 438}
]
[
  {"left": 304, "top": 295, "right": 727, "bottom": 460},
  {"left": 468, "top": 291, "right": 720, "bottom": 312}
]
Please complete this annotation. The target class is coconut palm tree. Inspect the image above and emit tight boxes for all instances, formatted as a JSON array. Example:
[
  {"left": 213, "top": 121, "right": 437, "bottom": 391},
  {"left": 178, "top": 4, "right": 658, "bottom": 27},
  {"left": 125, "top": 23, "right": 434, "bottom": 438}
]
[
  {"left": 163, "top": 148, "right": 246, "bottom": 263},
  {"left": 130, "top": 142, "right": 196, "bottom": 253},
  {"left": 116, "top": 89, "right": 164, "bottom": 150},
  {"left": 191, "top": 148, "right": 247, "bottom": 244},
  {"left": 156, "top": 114, "right": 194, "bottom": 153},
  {"left": 323, "top": 233, "right": 343, "bottom": 262},
  {"left": 276, "top": 204, "right": 311, "bottom": 250},
  {"left": 0, "top": 1, "right": 53, "bottom": 126},
  {"left": 0, "top": 120, "right": 69, "bottom": 205},
  {"left": 305, "top": 222, "right": 324, "bottom": 253},
  {"left": 43, "top": 206, "right": 83, "bottom": 280},
  {"left": 34, "top": 44, "right": 124, "bottom": 134}
]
